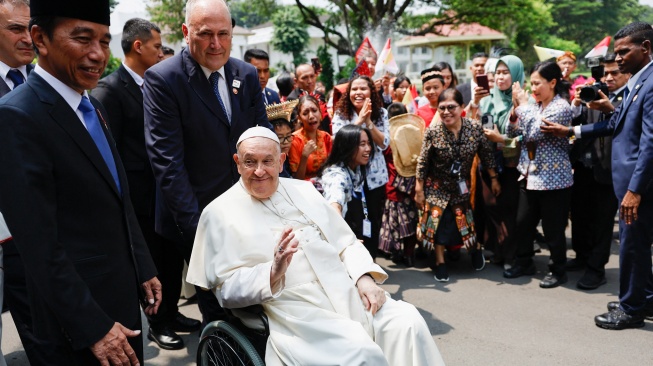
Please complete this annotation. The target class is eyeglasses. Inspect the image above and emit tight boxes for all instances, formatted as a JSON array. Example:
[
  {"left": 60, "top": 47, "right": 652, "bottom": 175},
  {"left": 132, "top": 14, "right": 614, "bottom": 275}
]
[
  {"left": 277, "top": 135, "right": 293, "bottom": 144},
  {"left": 438, "top": 104, "right": 459, "bottom": 112}
]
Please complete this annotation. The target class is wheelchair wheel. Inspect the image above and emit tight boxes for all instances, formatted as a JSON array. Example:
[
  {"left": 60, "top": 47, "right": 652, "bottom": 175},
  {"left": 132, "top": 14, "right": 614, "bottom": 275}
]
[{"left": 197, "top": 320, "right": 265, "bottom": 366}]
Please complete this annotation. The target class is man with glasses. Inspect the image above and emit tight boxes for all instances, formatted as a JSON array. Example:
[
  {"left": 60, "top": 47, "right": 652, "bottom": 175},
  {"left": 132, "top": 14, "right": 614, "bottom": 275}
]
[
  {"left": 567, "top": 53, "right": 629, "bottom": 290},
  {"left": 143, "top": 0, "right": 269, "bottom": 325}
]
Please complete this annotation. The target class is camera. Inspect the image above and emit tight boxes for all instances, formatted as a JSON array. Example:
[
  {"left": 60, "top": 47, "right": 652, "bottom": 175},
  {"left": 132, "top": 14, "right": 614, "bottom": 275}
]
[{"left": 579, "top": 57, "right": 608, "bottom": 103}]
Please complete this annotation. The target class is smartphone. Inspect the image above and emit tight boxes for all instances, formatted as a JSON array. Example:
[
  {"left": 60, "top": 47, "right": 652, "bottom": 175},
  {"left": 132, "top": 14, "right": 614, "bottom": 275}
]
[
  {"left": 476, "top": 74, "right": 489, "bottom": 91},
  {"left": 311, "top": 58, "right": 322, "bottom": 74},
  {"left": 481, "top": 114, "right": 494, "bottom": 129}
]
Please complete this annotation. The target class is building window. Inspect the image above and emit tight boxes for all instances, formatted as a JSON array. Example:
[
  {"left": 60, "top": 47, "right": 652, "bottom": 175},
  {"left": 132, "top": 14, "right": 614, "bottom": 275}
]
[{"left": 398, "top": 47, "right": 407, "bottom": 55}]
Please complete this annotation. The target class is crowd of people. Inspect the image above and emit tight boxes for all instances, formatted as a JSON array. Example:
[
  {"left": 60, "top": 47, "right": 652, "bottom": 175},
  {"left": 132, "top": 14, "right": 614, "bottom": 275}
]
[{"left": 0, "top": 0, "right": 651, "bottom": 364}]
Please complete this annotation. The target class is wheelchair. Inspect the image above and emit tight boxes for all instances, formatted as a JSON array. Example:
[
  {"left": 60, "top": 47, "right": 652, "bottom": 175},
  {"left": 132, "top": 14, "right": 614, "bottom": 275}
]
[{"left": 197, "top": 305, "right": 270, "bottom": 366}]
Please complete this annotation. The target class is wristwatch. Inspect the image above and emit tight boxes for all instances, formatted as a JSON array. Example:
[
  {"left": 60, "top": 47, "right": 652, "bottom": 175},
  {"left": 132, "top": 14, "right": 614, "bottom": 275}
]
[{"left": 567, "top": 126, "right": 574, "bottom": 137}]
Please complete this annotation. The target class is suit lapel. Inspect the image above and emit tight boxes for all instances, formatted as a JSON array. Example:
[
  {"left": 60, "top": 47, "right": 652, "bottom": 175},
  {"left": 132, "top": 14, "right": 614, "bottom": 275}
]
[
  {"left": 0, "top": 78, "right": 10, "bottom": 97},
  {"left": 225, "top": 60, "right": 241, "bottom": 122},
  {"left": 182, "top": 49, "right": 230, "bottom": 127},
  {"left": 28, "top": 73, "right": 122, "bottom": 198},
  {"left": 615, "top": 65, "right": 653, "bottom": 129},
  {"left": 118, "top": 65, "right": 143, "bottom": 106}
]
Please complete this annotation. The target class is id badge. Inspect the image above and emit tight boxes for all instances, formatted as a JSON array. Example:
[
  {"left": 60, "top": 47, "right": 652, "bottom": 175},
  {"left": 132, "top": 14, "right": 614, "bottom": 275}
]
[
  {"left": 458, "top": 179, "right": 469, "bottom": 195},
  {"left": 363, "top": 218, "right": 372, "bottom": 238}
]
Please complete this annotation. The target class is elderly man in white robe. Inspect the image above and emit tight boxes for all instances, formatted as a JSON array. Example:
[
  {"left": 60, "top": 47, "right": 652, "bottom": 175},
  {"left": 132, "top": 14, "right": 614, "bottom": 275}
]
[{"left": 187, "top": 126, "right": 444, "bottom": 366}]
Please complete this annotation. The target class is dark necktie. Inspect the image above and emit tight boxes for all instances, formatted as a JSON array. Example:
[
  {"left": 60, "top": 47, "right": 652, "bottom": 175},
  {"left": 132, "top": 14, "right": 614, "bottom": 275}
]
[
  {"left": 78, "top": 96, "right": 122, "bottom": 194},
  {"left": 608, "top": 92, "right": 615, "bottom": 101},
  {"left": 7, "top": 69, "right": 24, "bottom": 89},
  {"left": 209, "top": 72, "right": 231, "bottom": 123},
  {"left": 623, "top": 86, "right": 630, "bottom": 102}
]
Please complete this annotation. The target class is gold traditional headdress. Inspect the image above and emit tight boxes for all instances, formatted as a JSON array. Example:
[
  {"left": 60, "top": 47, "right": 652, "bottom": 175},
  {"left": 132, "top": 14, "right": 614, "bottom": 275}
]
[{"left": 266, "top": 100, "right": 299, "bottom": 122}]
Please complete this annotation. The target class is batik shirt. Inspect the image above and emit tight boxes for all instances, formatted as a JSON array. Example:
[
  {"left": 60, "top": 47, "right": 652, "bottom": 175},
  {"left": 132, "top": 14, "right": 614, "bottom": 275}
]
[
  {"left": 416, "top": 118, "right": 496, "bottom": 208},
  {"left": 508, "top": 94, "right": 573, "bottom": 191},
  {"left": 320, "top": 162, "right": 364, "bottom": 217}
]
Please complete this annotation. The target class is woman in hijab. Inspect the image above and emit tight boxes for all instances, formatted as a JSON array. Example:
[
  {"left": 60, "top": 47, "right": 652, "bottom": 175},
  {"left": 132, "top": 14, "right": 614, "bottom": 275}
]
[{"left": 468, "top": 55, "right": 525, "bottom": 269}]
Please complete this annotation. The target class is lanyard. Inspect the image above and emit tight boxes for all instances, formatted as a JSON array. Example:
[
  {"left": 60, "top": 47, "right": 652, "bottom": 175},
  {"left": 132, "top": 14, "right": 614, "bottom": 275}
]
[
  {"left": 446, "top": 123, "right": 465, "bottom": 161},
  {"left": 349, "top": 168, "right": 369, "bottom": 219}
]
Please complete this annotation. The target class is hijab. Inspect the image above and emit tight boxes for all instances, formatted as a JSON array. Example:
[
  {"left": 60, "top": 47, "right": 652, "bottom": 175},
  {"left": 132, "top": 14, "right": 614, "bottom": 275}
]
[{"left": 480, "top": 55, "right": 524, "bottom": 133}]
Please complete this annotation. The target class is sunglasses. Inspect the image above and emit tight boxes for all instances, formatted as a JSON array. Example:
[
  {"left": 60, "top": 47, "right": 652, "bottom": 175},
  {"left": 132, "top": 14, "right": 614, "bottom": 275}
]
[{"left": 438, "top": 104, "right": 459, "bottom": 112}]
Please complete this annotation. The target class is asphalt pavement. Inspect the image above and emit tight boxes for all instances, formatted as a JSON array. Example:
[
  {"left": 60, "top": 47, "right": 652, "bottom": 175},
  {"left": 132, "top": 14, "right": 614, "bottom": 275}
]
[{"left": 2, "top": 223, "right": 653, "bottom": 365}]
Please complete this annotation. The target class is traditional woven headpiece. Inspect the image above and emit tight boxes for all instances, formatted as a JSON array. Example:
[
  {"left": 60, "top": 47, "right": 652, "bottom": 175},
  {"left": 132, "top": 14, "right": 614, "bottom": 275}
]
[{"left": 266, "top": 100, "right": 299, "bottom": 123}]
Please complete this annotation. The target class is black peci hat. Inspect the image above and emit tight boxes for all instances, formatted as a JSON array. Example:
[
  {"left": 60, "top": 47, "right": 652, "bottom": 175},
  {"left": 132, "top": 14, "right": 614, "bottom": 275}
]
[{"left": 31, "top": 0, "right": 111, "bottom": 26}]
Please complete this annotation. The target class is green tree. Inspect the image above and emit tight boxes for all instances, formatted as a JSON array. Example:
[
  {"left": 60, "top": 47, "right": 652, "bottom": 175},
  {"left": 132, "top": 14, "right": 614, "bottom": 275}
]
[
  {"left": 102, "top": 53, "right": 122, "bottom": 78},
  {"left": 110, "top": 0, "right": 119, "bottom": 12},
  {"left": 147, "top": 0, "right": 186, "bottom": 43},
  {"left": 230, "top": 0, "right": 279, "bottom": 28},
  {"left": 335, "top": 57, "right": 357, "bottom": 82},
  {"left": 317, "top": 45, "right": 335, "bottom": 91},
  {"left": 271, "top": 6, "right": 310, "bottom": 66}
]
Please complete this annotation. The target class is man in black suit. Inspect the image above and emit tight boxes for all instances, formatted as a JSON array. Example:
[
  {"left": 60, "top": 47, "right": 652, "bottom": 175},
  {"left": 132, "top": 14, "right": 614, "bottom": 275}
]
[
  {"left": 0, "top": 1, "right": 59, "bottom": 363},
  {"left": 144, "top": 0, "right": 269, "bottom": 325},
  {"left": 244, "top": 48, "right": 280, "bottom": 106},
  {"left": 567, "top": 53, "right": 628, "bottom": 290},
  {"left": 456, "top": 52, "right": 488, "bottom": 106},
  {"left": 93, "top": 18, "right": 200, "bottom": 351},
  {"left": 0, "top": 0, "right": 161, "bottom": 364}
]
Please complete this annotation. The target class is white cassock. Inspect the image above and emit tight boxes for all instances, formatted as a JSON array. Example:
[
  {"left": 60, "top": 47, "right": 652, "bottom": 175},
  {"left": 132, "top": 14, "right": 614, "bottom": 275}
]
[{"left": 188, "top": 178, "right": 445, "bottom": 366}]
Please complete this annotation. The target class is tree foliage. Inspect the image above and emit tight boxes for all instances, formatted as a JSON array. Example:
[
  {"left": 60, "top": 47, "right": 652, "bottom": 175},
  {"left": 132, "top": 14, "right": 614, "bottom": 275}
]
[
  {"left": 271, "top": 6, "right": 310, "bottom": 66},
  {"left": 109, "top": 0, "right": 119, "bottom": 12},
  {"left": 103, "top": 53, "right": 122, "bottom": 78},
  {"left": 147, "top": 0, "right": 187, "bottom": 44},
  {"left": 317, "top": 45, "right": 335, "bottom": 91},
  {"left": 230, "top": 0, "right": 280, "bottom": 28}
]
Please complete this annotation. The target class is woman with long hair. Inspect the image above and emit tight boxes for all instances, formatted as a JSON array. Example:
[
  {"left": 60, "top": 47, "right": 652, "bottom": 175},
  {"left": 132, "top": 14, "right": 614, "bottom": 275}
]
[
  {"left": 319, "top": 124, "right": 374, "bottom": 238},
  {"left": 332, "top": 75, "right": 390, "bottom": 259},
  {"left": 392, "top": 75, "right": 412, "bottom": 103},
  {"left": 415, "top": 89, "right": 500, "bottom": 282},
  {"left": 433, "top": 61, "right": 458, "bottom": 89},
  {"left": 288, "top": 95, "right": 333, "bottom": 180},
  {"left": 503, "top": 61, "right": 573, "bottom": 289}
]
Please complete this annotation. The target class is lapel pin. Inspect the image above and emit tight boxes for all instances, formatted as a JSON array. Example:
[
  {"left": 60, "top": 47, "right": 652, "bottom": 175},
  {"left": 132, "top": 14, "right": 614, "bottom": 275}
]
[
  {"left": 233, "top": 88, "right": 238, "bottom": 95},
  {"left": 232, "top": 79, "right": 241, "bottom": 89},
  {"left": 633, "top": 94, "right": 638, "bottom": 102},
  {"left": 635, "top": 84, "right": 641, "bottom": 90}
]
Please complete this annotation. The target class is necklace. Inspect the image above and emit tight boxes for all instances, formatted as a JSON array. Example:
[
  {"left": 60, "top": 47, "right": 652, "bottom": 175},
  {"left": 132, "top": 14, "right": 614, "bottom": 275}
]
[{"left": 253, "top": 184, "right": 312, "bottom": 227}]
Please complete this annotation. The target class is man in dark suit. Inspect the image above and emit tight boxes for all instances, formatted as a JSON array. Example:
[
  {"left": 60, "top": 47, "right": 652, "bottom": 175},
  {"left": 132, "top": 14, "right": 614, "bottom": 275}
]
[
  {"left": 244, "top": 48, "right": 280, "bottom": 106},
  {"left": 0, "top": 1, "right": 60, "bottom": 363},
  {"left": 0, "top": 0, "right": 161, "bottom": 364},
  {"left": 456, "top": 52, "right": 488, "bottom": 106},
  {"left": 93, "top": 18, "right": 199, "bottom": 351},
  {"left": 543, "top": 22, "right": 653, "bottom": 330},
  {"left": 144, "top": 0, "right": 269, "bottom": 325},
  {"left": 567, "top": 54, "right": 628, "bottom": 290}
]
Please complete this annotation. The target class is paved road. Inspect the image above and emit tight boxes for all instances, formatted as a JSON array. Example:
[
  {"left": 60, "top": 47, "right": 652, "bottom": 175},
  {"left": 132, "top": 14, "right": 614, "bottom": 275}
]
[{"left": 3, "top": 229, "right": 653, "bottom": 365}]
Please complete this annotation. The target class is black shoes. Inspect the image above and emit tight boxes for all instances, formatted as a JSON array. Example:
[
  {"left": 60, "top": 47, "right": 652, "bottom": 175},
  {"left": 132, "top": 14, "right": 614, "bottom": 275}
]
[
  {"left": 539, "top": 272, "right": 568, "bottom": 288},
  {"left": 168, "top": 312, "right": 201, "bottom": 333},
  {"left": 576, "top": 271, "right": 607, "bottom": 290},
  {"left": 404, "top": 255, "right": 415, "bottom": 268},
  {"left": 595, "top": 309, "right": 645, "bottom": 330},
  {"left": 433, "top": 264, "right": 449, "bottom": 282},
  {"left": 564, "top": 258, "right": 587, "bottom": 272},
  {"left": 148, "top": 326, "right": 184, "bottom": 350},
  {"left": 503, "top": 263, "right": 536, "bottom": 279},
  {"left": 471, "top": 250, "right": 486, "bottom": 271},
  {"left": 607, "top": 301, "right": 653, "bottom": 320}
]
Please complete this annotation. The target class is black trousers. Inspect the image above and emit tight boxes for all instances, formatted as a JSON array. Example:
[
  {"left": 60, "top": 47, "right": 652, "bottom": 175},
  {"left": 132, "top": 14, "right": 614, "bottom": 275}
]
[
  {"left": 3, "top": 241, "right": 60, "bottom": 364},
  {"left": 363, "top": 185, "right": 386, "bottom": 260},
  {"left": 570, "top": 164, "right": 618, "bottom": 275},
  {"left": 137, "top": 214, "right": 184, "bottom": 326},
  {"left": 514, "top": 183, "right": 571, "bottom": 275}
]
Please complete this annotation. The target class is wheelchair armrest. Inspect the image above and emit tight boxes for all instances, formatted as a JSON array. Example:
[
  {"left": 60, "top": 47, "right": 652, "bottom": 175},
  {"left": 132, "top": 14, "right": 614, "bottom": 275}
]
[{"left": 228, "top": 305, "right": 269, "bottom": 335}]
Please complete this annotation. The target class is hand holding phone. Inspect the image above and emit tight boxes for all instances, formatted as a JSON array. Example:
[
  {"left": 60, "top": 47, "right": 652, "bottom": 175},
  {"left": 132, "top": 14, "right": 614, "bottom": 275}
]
[{"left": 476, "top": 74, "right": 489, "bottom": 92}]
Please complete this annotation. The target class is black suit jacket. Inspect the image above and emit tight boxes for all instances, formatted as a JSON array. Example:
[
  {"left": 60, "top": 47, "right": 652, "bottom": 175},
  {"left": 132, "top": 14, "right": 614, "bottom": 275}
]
[
  {"left": 0, "top": 72, "right": 157, "bottom": 352},
  {"left": 0, "top": 64, "right": 33, "bottom": 97},
  {"left": 93, "top": 65, "right": 154, "bottom": 217},
  {"left": 144, "top": 49, "right": 269, "bottom": 250}
]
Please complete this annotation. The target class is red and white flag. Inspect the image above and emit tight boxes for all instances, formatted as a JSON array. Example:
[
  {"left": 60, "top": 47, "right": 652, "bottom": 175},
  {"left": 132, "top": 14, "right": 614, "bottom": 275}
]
[
  {"left": 585, "top": 36, "right": 611, "bottom": 59},
  {"left": 355, "top": 37, "right": 377, "bottom": 64},
  {"left": 377, "top": 38, "right": 399, "bottom": 75}
]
